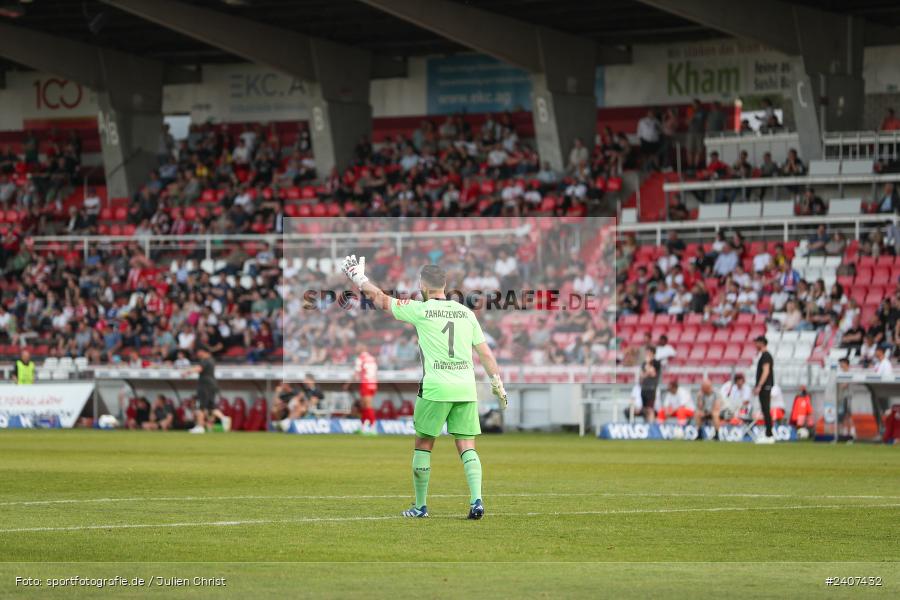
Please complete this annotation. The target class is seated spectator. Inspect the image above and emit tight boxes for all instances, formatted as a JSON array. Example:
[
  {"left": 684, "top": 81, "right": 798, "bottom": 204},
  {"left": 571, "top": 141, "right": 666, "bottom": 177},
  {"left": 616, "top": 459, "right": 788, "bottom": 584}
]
[
  {"left": 127, "top": 397, "right": 151, "bottom": 430},
  {"left": 825, "top": 231, "right": 846, "bottom": 256},
  {"left": 668, "top": 195, "right": 689, "bottom": 220},
  {"left": 721, "top": 373, "right": 752, "bottom": 422},
  {"left": 659, "top": 380, "right": 695, "bottom": 425},
  {"left": 860, "top": 334, "right": 878, "bottom": 366},
  {"left": 713, "top": 243, "right": 738, "bottom": 278},
  {"left": 807, "top": 224, "right": 829, "bottom": 255},
  {"left": 732, "top": 150, "right": 753, "bottom": 179},
  {"left": 781, "top": 148, "right": 806, "bottom": 177},
  {"left": 649, "top": 281, "right": 675, "bottom": 314},
  {"left": 144, "top": 395, "right": 175, "bottom": 431},
  {"left": 873, "top": 346, "right": 893, "bottom": 376},
  {"left": 776, "top": 260, "right": 802, "bottom": 294},
  {"left": 782, "top": 300, "right": 810, "bottom": 331},
  {"left": 800, "top": 187, "right": 826, "bottom": 215},
  {"left": 706, "top": 151, "right": 730, "bottom": 179},
  {"left": 876, "top": 182, "right": 898, "bottom": 214},
  {"left": 693, "top": 378, "right": 723, "bottom": 439}
]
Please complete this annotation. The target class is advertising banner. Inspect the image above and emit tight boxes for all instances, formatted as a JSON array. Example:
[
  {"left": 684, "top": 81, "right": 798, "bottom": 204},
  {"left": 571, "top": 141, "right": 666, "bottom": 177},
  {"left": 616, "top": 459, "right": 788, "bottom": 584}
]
[
  {"left": 603, "top": 40, "right": 794, "bottom": 106},
  {"left": 426, "top": 54, "right": 605, "bottom": 115},
  {"left": 165, "top": 63, "right": 312, "bottom": 123},
  {"left": 599, "top": 422, "right": 797, "bottom": 442},
  {"left": 0, "top": 383, "right": 95, "bottom": 429},
  {"left": 287, "top": 418, "right": 448, "bottom": 436}
]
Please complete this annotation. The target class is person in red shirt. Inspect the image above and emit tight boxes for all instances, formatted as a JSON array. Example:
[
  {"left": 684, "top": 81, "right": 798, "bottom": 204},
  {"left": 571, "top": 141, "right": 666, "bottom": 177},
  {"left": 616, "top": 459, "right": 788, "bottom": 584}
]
[
  {"left": 880, "top": 108, "right": 900, "bottom": 131},
  {"left": 349, "top": 342, "right": 379, "bottom": 433}
]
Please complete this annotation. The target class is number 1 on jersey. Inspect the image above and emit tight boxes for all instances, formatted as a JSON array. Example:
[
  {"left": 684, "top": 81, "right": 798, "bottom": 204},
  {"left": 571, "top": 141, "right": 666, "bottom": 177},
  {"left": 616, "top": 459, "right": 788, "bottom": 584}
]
[{"left": 441, "top": 320, "right": 455, "bottom": 358}]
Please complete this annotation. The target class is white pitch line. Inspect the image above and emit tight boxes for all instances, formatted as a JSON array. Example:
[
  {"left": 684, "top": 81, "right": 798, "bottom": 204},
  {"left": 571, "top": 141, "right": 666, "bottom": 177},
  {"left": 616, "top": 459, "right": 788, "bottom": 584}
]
[
  {"left": 3, "top": 491, "right": 900, "bottom": 508},
  {"left": 0, "top": 492, "right": 595, "bottom": 507},
  {"left": 1, "top": 504, "right": 899, "bottom": 534}
]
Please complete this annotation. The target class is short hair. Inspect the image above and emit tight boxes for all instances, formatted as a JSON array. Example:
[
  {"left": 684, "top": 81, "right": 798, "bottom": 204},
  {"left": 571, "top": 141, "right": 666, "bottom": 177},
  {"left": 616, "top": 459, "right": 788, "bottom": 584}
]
[
  {"left": 754, "top": 335, "right": 768, "bottom": 346},
  {"left": 420, "top": 264, "right": 446, "bottom": 289}
]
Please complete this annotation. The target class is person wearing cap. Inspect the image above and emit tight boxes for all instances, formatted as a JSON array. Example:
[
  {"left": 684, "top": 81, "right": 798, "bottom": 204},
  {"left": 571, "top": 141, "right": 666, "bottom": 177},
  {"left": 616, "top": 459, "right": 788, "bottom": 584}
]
[{"left": 753, "top": 336, "right": 776, "bottom": 444}]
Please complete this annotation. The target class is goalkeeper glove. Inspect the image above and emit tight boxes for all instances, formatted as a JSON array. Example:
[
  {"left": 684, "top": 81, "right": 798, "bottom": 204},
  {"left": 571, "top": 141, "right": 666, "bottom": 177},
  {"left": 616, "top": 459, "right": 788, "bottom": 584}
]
[
  {"left": 341, "top": 254, "right": 369, "bottom": 287},
  {"left": 490, "top": 374, "right": 508, "bottom": 410}
]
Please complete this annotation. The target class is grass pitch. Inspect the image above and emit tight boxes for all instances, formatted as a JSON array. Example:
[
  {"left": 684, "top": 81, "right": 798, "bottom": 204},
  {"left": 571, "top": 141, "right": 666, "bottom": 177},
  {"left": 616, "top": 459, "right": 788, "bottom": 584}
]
[{"left": 0, "top": 431, "right": 897, "bottom": 598}]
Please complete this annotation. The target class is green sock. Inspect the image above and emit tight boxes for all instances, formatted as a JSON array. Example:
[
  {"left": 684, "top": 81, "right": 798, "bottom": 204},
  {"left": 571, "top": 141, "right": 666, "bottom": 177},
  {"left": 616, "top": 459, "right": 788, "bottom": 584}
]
[
  {"left": 412, "top": 449, "right": 431, "bottom": 508},
  {"left": 460, "top": 449, "right": 482, "bottom": 503}
]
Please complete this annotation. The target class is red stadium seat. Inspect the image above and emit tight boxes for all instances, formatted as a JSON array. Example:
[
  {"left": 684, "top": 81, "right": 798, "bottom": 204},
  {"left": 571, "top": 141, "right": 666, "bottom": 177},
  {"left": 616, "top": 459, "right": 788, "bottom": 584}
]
[
  {"left": 687, "top": 345, "right": 707, "bottom": 362},
  {"left": 231, "top": 397, "right": 247, "bottom": 431}
]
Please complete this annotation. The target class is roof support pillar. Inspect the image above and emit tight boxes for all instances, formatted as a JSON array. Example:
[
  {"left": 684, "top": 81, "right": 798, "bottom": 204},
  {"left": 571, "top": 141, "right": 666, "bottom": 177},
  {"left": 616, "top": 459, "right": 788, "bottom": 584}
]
[
  {"left": 104, "top": 0, "right": 373, "bottom": 175},
  {"left": 0, "top": 23, "right": 162, "bottom": 198},
  {"left": 360, "top": 0, "right": 598, "bottom": 171}
]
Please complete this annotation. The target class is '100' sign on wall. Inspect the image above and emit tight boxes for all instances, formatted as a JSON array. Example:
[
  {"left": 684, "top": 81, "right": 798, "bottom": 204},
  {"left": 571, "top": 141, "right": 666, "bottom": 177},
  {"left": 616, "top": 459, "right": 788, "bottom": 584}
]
[{"left": 27, "top": 77, "right": 97, "bottom": 117}]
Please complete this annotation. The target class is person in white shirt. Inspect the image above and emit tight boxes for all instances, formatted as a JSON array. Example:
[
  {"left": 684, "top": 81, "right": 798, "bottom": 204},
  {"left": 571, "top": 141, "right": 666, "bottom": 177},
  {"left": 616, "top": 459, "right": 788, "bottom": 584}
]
[
  {"left": 769, "top": 384, "right": 786, "bottom": 424},
  {"left": 637, "top": 109, "right": 662, "bottom": 170},
  {"left": 659, "top": 380, "right": 695, "bottom": 424},
  {"left": 721, "top": 373, "right": 752, "bottom": 420},
  {"left": 752, "top": 251, "right": 771, "bottom": 273},
  {"left": 83, "top": 188, "right": 101, "bottom": 219},
  {"left": 573, "top": 271, "right": 597, "bottom": 296},
  {"left": 873, "top": 346, "right": 893, "bottom": 377},
  {"left": 494, "top": 249, "right": 518, "bottom": 279},
  {"left": 654, "top": 335, "right": 677, "bottom": 365},
  {"left": 232, "top": 139, "right": 250, "bottom": 165}
]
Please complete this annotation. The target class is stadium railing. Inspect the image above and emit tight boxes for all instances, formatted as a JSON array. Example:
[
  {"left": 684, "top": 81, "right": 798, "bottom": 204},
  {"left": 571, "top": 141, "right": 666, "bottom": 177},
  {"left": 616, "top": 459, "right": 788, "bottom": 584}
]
[
  {"left": 617, "top": 212, "right": 895, "bottom": 245},
  {"left": 823, "top": 130, "right": 900, "bottom": 161}
]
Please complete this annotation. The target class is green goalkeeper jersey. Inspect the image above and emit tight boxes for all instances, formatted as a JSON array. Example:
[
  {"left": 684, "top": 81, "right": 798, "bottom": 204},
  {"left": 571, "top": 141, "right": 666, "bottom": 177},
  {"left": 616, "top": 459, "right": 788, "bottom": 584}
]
[{"left": 390, "top": 297, "right": 486, "bottom": 402}]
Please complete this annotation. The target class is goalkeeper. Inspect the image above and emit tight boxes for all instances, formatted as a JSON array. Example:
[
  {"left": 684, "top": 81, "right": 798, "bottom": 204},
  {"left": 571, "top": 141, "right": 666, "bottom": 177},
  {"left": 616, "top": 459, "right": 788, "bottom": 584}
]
[{"left": 341, "top": 256, "right": 507, "bottom": 520}]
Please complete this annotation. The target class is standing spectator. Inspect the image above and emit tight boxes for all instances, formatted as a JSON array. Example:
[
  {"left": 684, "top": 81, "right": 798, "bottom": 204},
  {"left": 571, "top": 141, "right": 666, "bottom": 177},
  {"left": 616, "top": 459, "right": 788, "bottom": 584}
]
[
  {"left": 753, "top": 336, "right": 776, "bottom": 444},
  {"left": 706, "top": 101, "right": 726, "bottom": 134},
  {"left": 654, "top": 335, "right": 676, "bottom": 365},
  {"left": 567, "top": 138, "right": 589, "bottom": 174},
  {"left": 12, "top": 348, "right": 34, "bottom": 385},
  {"left": 836, "top": 358, "right": 856, "bottom": 439},
  {"left": 636, "top": 109, "right": 662, "bottom": 171},
  {"left": 686, "top": 99, "right": 706, "bottom": 169},
  {"left": 659, "top": 108, "right": 678, "bottom": 169},
  {"left": 880, "top": 108, "right": 900, "bottom": 131},
  {"left": 789, "top": 384, "right": 814, "bottom": 432},
  {"left": 639, "top": 347, "right": 661, "bottom": 423}
]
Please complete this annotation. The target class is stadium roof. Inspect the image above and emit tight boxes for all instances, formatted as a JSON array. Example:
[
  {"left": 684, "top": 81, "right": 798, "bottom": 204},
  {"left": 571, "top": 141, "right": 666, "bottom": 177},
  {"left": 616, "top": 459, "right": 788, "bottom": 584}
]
[{"left": 2, "top": 0, "right": 900, "bottom": 72}]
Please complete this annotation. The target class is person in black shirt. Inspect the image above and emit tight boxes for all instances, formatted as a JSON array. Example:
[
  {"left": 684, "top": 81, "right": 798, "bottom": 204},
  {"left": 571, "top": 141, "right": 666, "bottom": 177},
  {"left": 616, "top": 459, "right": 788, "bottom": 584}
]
[
  {"left": 753, "top": 336, "right": 775, "bottom": 443},
  {"left": 639, "top": 347, "right": 661, "bottom": 422},
  {"left": 182, "top": 347, "right": 230, "bottom": 433}
]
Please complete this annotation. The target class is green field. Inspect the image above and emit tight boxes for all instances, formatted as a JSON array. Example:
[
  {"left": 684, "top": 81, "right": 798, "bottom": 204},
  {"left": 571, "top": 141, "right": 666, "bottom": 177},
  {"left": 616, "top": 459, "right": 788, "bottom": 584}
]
[{"left": 0, "top": 431, "right": 898, "bottom": 599}]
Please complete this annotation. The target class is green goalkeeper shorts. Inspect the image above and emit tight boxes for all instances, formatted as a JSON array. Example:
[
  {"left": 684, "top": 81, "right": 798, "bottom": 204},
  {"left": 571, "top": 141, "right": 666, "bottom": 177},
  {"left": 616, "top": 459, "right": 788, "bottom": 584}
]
[{"left": 413, "top": 397, "right": 481, "bottom": 439}]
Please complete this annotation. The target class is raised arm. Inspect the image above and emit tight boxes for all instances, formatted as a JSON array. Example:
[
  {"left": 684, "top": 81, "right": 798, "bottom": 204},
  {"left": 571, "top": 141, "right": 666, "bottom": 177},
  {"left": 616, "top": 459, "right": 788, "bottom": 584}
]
[
  {"left": 340, "top": 255, "right": 391, "bottom": 310},
  {"left": 475, "top": 341, "right": 507, "bottom": 410}
]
